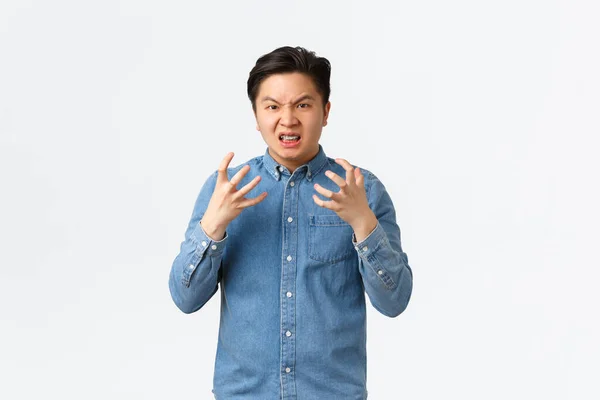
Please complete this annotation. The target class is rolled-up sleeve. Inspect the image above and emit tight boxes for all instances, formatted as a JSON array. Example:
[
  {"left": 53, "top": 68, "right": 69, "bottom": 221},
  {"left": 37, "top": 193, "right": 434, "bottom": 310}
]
[
  {"left": 168, "top": 171, "right": 226, "bottom": 314},
  {"left": 354, "top": 173, "right": 413, "bottom": 318}
]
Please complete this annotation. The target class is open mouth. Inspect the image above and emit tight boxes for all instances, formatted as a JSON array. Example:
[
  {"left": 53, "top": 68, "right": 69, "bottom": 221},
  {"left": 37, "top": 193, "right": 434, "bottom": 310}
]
[
  {"left": 279, "top": 134, "right": 301, "bottom": 142},
  {"left": 279, "top": 134, "right": 301, "bottom": 148}
]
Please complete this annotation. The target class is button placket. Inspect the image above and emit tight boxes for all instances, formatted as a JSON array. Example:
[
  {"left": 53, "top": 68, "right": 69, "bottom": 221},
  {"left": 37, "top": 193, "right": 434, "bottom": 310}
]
[{"left": 280, "top": 170, "right": 302, "bottom": 398}]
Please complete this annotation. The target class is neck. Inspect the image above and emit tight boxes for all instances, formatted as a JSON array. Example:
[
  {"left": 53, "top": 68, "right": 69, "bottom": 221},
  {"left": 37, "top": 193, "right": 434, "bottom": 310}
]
[{"left": 269, "top": 146, "right": 319, "bottom": 173}]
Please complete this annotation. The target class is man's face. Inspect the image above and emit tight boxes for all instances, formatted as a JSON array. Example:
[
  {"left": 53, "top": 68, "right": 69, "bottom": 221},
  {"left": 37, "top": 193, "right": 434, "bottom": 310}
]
[{"left": 254, "top": 72, "right": 331, "bottom": 172}]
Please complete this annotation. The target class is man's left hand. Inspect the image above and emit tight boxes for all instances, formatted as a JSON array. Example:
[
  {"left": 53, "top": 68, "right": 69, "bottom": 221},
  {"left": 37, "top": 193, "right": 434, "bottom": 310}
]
[{"left": 312, "top": 158, "right": 378, "bottom": 242}]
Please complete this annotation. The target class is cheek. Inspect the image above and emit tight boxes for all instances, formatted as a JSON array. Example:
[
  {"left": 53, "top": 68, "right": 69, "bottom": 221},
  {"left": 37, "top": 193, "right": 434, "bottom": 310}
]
[
  {"left": 258, "top": 115, "right": 277, "bottom": 129},
  {"left": 306, "top": 116, "right": 324, "bottom": 131}
]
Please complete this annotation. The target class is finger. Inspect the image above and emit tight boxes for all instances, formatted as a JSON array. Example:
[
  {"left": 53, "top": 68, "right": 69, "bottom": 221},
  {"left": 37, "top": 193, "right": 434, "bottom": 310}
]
[
  {"left": 238, "top": 192, "right": 268, "bottom": 208},
  {"left": 324, "top": 170, "right": 347, "bottom": 190},
  {"left": 217, "top": 152, "right": 234, "bottom": 184},
  {"left": 234, "top": 175, "right": 261, "bottom": 199},
  {"left": 335, "top": 158, "right": 355, "bottom": 185},
  {"left": 229, "top": 164, "right": 251, "bottom": 188},
  {"left": 312, "top": 194, "right": 335, "bottom": 210},
  {"left": 355, "top": 167, "right": 365, "bottom": 187},
  {"left": 313, "top": 183, "right": 336, "bottom": 199}
]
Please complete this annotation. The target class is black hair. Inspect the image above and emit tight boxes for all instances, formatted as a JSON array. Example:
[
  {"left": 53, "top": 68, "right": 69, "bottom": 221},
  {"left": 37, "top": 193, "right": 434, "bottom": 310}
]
[{"left": 247, "top": 46, "right": 331, "bottom": 112}]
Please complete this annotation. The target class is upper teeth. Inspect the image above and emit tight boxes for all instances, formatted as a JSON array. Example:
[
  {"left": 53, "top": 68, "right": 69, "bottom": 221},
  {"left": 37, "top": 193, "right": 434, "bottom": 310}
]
[{"left": 281, "top": 135, "right": 299, "bottom": 140}]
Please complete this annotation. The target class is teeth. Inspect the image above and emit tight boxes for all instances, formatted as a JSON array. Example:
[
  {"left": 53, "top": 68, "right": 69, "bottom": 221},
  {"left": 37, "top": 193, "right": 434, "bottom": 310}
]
[{"left": 280, "top": 135, "right": 300, "bottom": 141}]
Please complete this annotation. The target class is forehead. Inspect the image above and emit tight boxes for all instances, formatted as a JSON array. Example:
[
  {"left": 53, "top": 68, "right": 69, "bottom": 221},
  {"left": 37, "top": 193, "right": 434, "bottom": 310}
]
[{"left": 257, "top": 72, "right": 320, "bottom": 100}]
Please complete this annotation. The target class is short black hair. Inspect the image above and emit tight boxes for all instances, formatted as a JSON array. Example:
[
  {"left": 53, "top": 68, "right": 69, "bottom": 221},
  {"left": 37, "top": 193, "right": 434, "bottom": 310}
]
[{"left": 247, "top": 46, "right": 331, "bottom": 113}]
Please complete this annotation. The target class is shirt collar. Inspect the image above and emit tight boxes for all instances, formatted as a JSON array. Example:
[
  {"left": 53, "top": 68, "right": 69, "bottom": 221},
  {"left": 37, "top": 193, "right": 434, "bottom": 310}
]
[{"left": 263, "top": 144, "right": 328, "bottom": 182}]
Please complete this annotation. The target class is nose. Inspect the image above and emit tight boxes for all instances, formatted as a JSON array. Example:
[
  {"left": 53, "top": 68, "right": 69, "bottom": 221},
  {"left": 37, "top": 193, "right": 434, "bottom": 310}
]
[{"left": 279, "top": 105, "right": 298, "bottom": 127}]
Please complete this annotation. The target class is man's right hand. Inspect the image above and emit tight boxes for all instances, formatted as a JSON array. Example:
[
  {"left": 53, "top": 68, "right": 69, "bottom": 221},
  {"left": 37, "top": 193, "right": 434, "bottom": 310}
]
[{"left": 200, "top": 152, "right": 268, "bottom": 240}]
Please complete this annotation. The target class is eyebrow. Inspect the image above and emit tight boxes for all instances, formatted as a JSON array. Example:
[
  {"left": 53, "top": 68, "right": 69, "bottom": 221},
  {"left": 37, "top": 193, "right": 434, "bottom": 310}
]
[{"left": 260, "top": 94, "right": 316, "bottom": 104}]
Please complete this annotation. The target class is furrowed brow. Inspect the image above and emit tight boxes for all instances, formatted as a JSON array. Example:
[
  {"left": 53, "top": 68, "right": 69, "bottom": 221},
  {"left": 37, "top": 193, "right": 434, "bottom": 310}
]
[
  {"left": 260, "top": 95, "right": 316, "bottom": 104},
  {"left": 294, "top": 94, "right": 316, "bottom": 103},
  {"left": 260, "top": 96, "right": 279, "bottom": 103}
]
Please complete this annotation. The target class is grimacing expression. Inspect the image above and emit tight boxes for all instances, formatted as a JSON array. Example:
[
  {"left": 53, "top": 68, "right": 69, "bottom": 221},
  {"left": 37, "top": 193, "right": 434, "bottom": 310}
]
[{"left": 254, "top": 72, "right": 331, "bottom": 173}]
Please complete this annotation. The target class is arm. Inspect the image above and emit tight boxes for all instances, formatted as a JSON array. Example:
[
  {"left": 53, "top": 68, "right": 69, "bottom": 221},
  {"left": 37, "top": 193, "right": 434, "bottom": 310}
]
[
  {"left": 168, "top": 171, "right": 225, "bottom": 314},
  {"left": 353, "top": 173, "right": 413, "bottom": 318},
  {"left": 312, "top": 158, "right": 413, "bottom": 318},
  {"left": 168, "top": 153, "right": 268, "bottom": 314}
]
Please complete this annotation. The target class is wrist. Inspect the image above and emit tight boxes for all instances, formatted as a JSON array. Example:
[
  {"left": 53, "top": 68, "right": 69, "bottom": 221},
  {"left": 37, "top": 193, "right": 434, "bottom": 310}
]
[
  {"left": 351, "top": 212, "right": 378, "bottom": 243},
  {"left": 200, "top": 217, "right": 227, "bottom": 241}
]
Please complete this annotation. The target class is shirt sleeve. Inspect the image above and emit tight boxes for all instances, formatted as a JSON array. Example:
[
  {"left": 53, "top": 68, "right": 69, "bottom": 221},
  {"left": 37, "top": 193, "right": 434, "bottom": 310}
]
[
  {"left": 353, "top": 172, "right": 413, "bottom": 317},
  {"left": 168, "top": 171, "right": 227, "bottom": 314}
]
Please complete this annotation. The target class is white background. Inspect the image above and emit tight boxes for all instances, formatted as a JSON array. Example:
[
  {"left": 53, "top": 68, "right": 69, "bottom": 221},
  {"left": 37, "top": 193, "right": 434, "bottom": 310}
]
[{"left": 1, "top": 1, "right": 599, "bottom": 399}]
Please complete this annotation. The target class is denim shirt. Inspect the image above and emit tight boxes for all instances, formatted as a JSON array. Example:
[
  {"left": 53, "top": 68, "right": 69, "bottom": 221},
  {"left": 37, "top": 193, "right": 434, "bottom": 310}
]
[{"left": 168, "top": 145, "right": 413, "bottom": 400}]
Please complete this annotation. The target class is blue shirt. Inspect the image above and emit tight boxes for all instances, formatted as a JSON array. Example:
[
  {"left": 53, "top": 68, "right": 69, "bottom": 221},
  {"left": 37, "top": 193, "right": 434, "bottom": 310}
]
[{"left": 169, "top": 145, "right": 413, "bottom": 399}]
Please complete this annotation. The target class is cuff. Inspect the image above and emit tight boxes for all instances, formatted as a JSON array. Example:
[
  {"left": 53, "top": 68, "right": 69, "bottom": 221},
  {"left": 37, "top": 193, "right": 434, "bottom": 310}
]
[
  {"left": 352, "top": 222, "right": 386, "bottom": 257},
  {"left": 191, "top": 221, "right": 228, "bottom": 257},
  {"left": 352, "top": 222, "right": 397, "bottom": 290}
]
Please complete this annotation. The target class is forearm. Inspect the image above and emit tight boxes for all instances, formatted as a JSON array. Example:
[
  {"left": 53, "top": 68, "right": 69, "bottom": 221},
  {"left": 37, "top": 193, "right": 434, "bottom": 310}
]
[
  {"left": 351, "top": 211, "right": 378, "bottom": 243},
  {"left": 168, "top": 221, "right": 226, "bottom": 314},
  {"left": 355, "top": 222, "right": 413, "bottom": 317},
  {"left": 200, "top": 216, "right": 227, "bottom": 241}
]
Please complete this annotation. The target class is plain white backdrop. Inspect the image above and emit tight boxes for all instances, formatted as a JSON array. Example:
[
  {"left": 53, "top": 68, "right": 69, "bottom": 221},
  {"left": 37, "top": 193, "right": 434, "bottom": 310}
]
[{"left": 1, "top": 0, "right": 599, "bottom": 399}]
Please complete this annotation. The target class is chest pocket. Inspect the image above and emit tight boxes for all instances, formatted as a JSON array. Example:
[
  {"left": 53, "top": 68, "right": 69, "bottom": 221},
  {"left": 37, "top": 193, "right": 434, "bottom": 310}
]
[{"left": 308, "top": 214, "right": 356, "bottom": 263}]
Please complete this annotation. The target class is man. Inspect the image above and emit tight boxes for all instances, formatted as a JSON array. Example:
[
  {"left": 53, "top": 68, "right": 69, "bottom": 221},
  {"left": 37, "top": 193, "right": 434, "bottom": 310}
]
[{"left": 168, "top": 46, "right": 413, "bottom": 400}]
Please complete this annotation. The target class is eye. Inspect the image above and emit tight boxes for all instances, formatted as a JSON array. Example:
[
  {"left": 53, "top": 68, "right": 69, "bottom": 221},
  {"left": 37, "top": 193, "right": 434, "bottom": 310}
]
[
  {"left": 267, "top": 105, "right": 278, "bottom": 110},
  {"left": 297, "top": 103, "right": 309, "bottom": 109}
]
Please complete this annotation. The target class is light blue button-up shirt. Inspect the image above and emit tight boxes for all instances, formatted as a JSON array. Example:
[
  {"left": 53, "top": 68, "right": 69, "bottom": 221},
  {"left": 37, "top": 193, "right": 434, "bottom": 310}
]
[{"left": 169, "top": 145, "right": 413, "bottom": 399}]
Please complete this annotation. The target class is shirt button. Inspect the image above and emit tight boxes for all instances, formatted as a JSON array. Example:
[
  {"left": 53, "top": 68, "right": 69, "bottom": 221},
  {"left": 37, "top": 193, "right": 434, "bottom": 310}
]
[
  {"left": 285, "top": 367, "right": 291, "bottom": 373},
  {"left": 188, "top": 264, "right": 194, "bottom": 270},
  {"left": 211, "top": 244, "right": 217, "bottom": 250},
  {"left": 286, "top": 292, "right": 292, "bottom": 298},
  {"left": 201, "top": 241, "right": 207, "bottom": 247},
  {"left": 285, "top": 331, "right": 292, "bottom": 337},
  {"left": 287, "top": 217, "right": 293, "bottom": 223},
  {"left": 378, "top": 270, "right": 383, "bottom": 275},
  {"left": 289, "top": 181, "right": 295, "bottom": 187},
  {"left": 287, "top": 255, "right": 292, "bottom": 262},
  {"left": 362, "top": 246, "right": 368, "bottom": 252}
]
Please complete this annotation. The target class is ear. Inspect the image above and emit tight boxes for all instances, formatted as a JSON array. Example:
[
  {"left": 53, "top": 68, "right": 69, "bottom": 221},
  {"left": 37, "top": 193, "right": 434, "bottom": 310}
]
[{"left": 322, "top": 101, "right": 331, "bottom": 126}]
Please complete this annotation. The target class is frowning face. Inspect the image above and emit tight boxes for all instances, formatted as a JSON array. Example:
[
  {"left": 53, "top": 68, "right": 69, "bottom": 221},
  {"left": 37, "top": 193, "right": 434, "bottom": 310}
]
[{"left": 254, "top": 72, "right": 331, "bottom": 173}]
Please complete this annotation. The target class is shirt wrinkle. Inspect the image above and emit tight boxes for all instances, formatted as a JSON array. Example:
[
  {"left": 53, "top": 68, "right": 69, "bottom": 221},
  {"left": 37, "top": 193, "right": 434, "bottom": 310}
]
[{"left": 169, "top": 145, "right": 413, "bottom": 400}]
